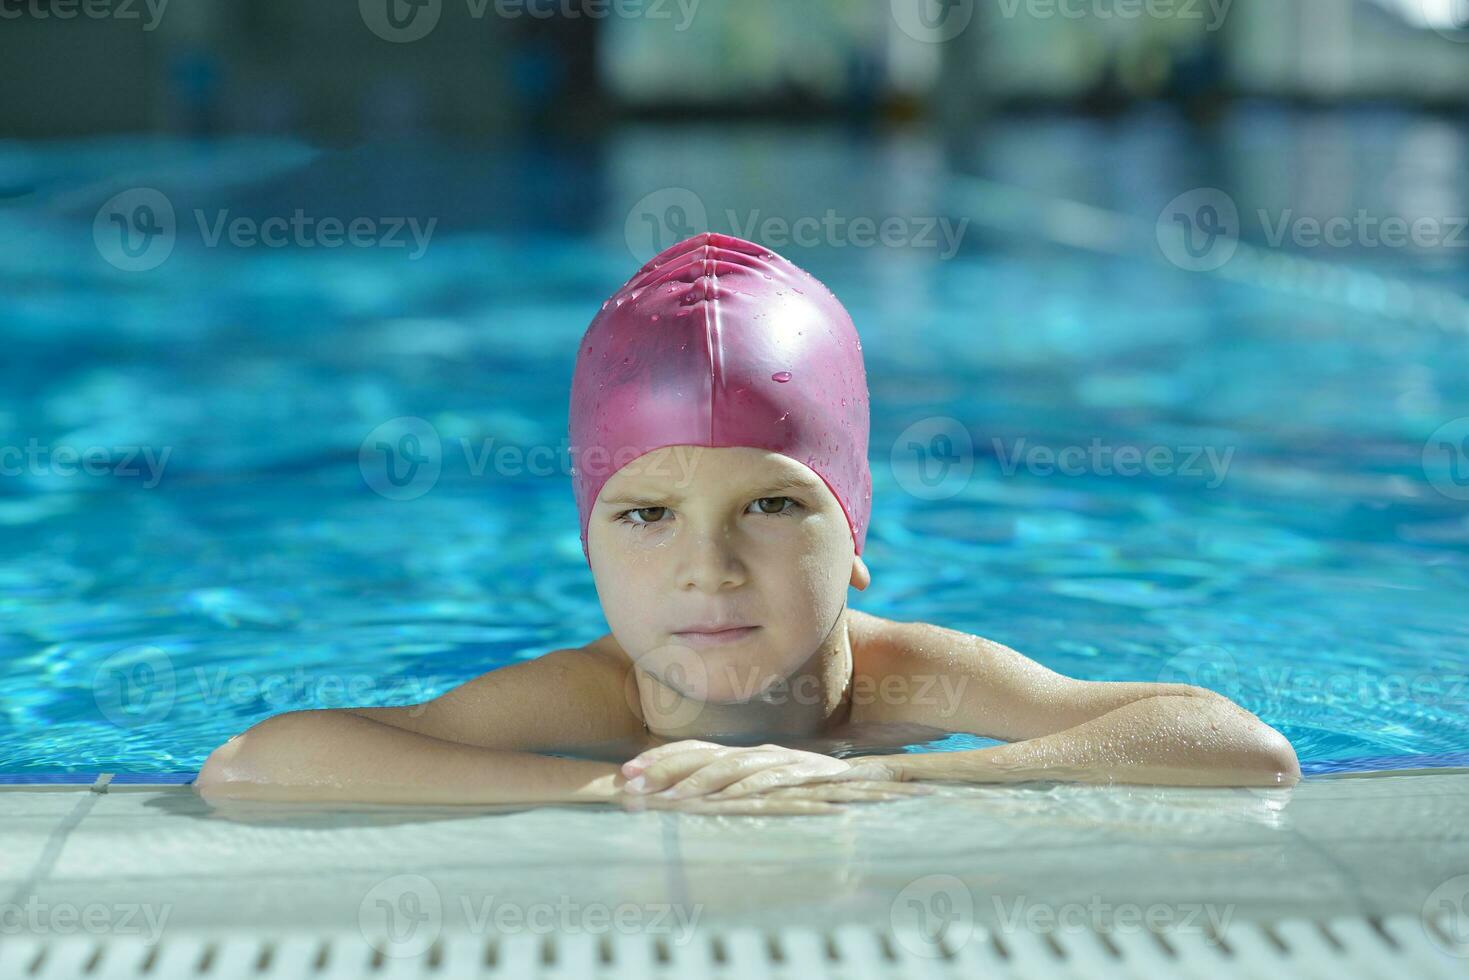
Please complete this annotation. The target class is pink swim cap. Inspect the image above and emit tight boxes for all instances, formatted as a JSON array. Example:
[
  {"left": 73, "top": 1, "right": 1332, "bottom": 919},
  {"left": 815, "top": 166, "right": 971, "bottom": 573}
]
[{"left": 569, "top": 232, "right": 871, "bottom": 563}]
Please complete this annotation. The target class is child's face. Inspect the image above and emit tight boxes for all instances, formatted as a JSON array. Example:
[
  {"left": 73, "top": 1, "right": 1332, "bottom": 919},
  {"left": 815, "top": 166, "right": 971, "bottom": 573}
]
[{"left": 587, "top": 445, "right": 866, "bottom": 704}]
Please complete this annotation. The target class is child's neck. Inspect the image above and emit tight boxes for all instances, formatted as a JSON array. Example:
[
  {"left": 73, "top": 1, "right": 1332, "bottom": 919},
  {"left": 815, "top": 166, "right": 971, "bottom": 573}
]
[{"left": 637, "top": 611, "right": 855, "bottom": 742}]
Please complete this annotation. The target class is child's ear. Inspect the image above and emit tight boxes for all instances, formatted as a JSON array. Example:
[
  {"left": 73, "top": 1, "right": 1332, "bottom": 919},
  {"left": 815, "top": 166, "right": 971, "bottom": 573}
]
[{"left": 849, "top": 555, "right": 871, "bottom": 591}]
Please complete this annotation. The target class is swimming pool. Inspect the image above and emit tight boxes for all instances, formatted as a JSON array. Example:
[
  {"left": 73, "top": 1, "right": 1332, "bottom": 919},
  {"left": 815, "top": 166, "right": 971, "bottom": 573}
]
[{"left": 2, "top": 108, "right": 1467, "bottom": 778}]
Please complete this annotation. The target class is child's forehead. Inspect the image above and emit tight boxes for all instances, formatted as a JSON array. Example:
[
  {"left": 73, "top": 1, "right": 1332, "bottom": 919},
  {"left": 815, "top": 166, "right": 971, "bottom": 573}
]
[{"left": 601, "top": 446, "right": 824, "bottom": 497}]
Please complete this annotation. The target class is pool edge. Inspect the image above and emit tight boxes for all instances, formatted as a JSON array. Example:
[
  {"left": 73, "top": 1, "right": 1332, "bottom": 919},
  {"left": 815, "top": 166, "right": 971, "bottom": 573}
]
[{"left": 4, "top": 765, "right": 1469, "bottom": 791}]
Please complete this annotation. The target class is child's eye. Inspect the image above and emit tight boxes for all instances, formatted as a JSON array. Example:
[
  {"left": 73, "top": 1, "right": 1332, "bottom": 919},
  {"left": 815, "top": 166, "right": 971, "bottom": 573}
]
[
  {"left": 616, "top": 497, "right": 801, "bottom": 530},
  {"left": 618, "top": 507, "right": 668, "bottom": 529},
  {"left": 749, "top": 496, "right": 800, "bottom": 516}
]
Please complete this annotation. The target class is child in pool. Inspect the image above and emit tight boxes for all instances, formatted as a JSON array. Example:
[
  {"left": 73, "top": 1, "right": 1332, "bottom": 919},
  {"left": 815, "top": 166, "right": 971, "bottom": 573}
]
[{"left": 194, "top": 233, "right": 1299, "bottom": 815}]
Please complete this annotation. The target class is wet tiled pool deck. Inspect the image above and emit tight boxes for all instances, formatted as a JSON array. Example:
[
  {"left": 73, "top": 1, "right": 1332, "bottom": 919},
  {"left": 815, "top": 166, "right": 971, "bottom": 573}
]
[{"left": 3, "top": 770, "right": 1466, "bottom": 946}]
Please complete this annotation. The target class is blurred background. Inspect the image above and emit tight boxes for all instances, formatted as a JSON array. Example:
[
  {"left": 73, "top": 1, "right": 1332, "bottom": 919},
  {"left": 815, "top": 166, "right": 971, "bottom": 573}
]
[
  {"left": 3, "top": 0, "right": 1469, "bottom": 136},
  {"left": 2, "top": 0, "right": 1468, "bottom": 775}
]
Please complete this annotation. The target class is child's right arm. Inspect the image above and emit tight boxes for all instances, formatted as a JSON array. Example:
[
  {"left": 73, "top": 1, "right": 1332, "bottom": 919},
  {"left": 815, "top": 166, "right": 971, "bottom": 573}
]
[
  {"left": 193, "top": 644, "right": 644, "bottom": 806},
  {"left": 194, "top": 710, "right": 630, "bottom": 805}
]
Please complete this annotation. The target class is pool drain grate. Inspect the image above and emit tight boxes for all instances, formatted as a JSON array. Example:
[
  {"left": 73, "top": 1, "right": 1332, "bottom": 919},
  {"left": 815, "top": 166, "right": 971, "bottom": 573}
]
[{"left": 0, "top": 913, "right": 1465, "bottom": 979}]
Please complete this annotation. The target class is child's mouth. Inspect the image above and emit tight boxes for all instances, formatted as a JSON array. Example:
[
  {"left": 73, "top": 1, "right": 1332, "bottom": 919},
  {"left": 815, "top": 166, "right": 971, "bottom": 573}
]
[{"left": 671, "top": 626, "right": 761, "bottom": 648}]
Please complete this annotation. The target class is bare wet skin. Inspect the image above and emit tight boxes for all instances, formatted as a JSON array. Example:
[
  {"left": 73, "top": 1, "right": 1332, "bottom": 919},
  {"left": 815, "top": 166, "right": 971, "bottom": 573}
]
[
  {"left": 569, "top": 612, "right": 971, "bottom": 766},
  {"left": 191, "top": 721, "right": 962, "bottom": 825}
]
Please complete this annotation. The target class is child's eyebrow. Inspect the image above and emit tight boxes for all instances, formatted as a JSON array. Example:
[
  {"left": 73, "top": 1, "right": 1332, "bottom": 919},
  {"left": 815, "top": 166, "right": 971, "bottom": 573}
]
[{"left": 602, "top": 477, "right": 821, "bottom": 508}]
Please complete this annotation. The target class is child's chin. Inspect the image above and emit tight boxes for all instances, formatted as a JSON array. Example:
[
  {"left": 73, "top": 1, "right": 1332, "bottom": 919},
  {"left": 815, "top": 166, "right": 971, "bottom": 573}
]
[
  {"left": 637, "top": 636, "right": 810, "bottom": 701},
  {"left": 698, "top": 657, "right": 810, "bottom": 704}
]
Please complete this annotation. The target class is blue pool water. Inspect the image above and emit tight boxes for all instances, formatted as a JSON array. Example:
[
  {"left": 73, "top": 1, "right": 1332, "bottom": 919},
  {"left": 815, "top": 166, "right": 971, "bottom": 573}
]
[{"left": 2, "top": 107, "right": 1467, "bottom": 777}]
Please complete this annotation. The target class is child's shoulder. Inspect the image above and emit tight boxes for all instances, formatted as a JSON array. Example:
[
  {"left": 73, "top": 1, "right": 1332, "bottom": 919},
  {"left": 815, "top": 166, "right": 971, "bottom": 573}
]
[
  {"left": 846, "top": 607, "right": 908, "bottom": 660},
  {"left": 847, "top": 608, "right": 932, "bottom": 685},
  {"left": 846, "top": 609, "right": 985, "bottom": 678},
  {"left": 581, "top": 631, "right": 634, "bottom": 675}
]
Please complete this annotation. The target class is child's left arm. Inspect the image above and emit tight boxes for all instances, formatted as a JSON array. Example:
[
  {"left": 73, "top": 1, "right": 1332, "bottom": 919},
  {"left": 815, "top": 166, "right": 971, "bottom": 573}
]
[
  {"left": 866, "top": 618, "right": 1301, "bottom": 788},
  {"left": 890, "top": 690, "right": 1301, "bottom": 787}
]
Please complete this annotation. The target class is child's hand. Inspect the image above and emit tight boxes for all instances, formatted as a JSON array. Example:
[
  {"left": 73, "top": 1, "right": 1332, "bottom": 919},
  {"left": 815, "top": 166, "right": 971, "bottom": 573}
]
[
  {"left": 618, "top": 781, "right": 928, "bottom": 816},
  {"left": 618, "top": 738, "right": 929, "bottom": 801}
]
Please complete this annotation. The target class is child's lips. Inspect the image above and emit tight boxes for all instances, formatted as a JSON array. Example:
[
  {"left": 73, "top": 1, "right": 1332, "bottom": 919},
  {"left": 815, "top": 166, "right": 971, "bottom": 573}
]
[{"left": 671, "top": 626, "right": 760, "bottom": 648}]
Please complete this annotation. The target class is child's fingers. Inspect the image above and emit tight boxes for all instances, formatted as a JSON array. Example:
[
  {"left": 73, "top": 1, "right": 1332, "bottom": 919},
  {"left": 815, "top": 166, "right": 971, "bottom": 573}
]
[
  {"left": 831, "top": 780, "right": 936, "bottom": 795},
  {"left": 623, "top": 748, "right": 740, "bottom": 793},
  {"left": 621, "top": 747, "right": 731, "bottom": 791},
  {"left": 630, "top": 748, "right": 788, "bottom": 797},
  {"left": 659, "top": 750, "right": 810, "bottom": 798},
  {"left": 621, "top": 780, "right": 926, "bottom": 813},
  {"left": 624, "top": 794, "right": 842, "bottom": 816},
  {"left": 620, "top": 739, "right": 729, "bottom": 775},
  {"left": 755, "top": 788, "right": 895, "bottom": 803},
  {"left": 689, "top": 763, "right": 824, "bottom": 800},
  {"left": 697, "top": 766, "right": 933, "bottom": 801},
  {"left": 697, "top": 798, "right": 842, "bottom": 816},
  {"left": 712, "top": 782, "right": 929, "bottom": 804},
  {"left": 765, "top": 785, "right": 923, "bottom": 802},
  {"left": 841, "top": 758, "right": 905, "bottom": 782}
]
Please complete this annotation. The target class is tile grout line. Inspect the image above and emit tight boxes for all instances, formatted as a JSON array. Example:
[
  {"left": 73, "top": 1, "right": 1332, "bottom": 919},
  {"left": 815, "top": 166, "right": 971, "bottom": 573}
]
[
  {"left": 1262, "top": 792, "right": 1384, "bottom": 921},
  {"left": 659, "top": 812, "right": 691, "bottom": 914},
  {"left": 1230, "top": 783, "right": 1389, "bottom": 920},
  {"left": 3, "top": 779, "right": 109, "bottom": 910}
]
